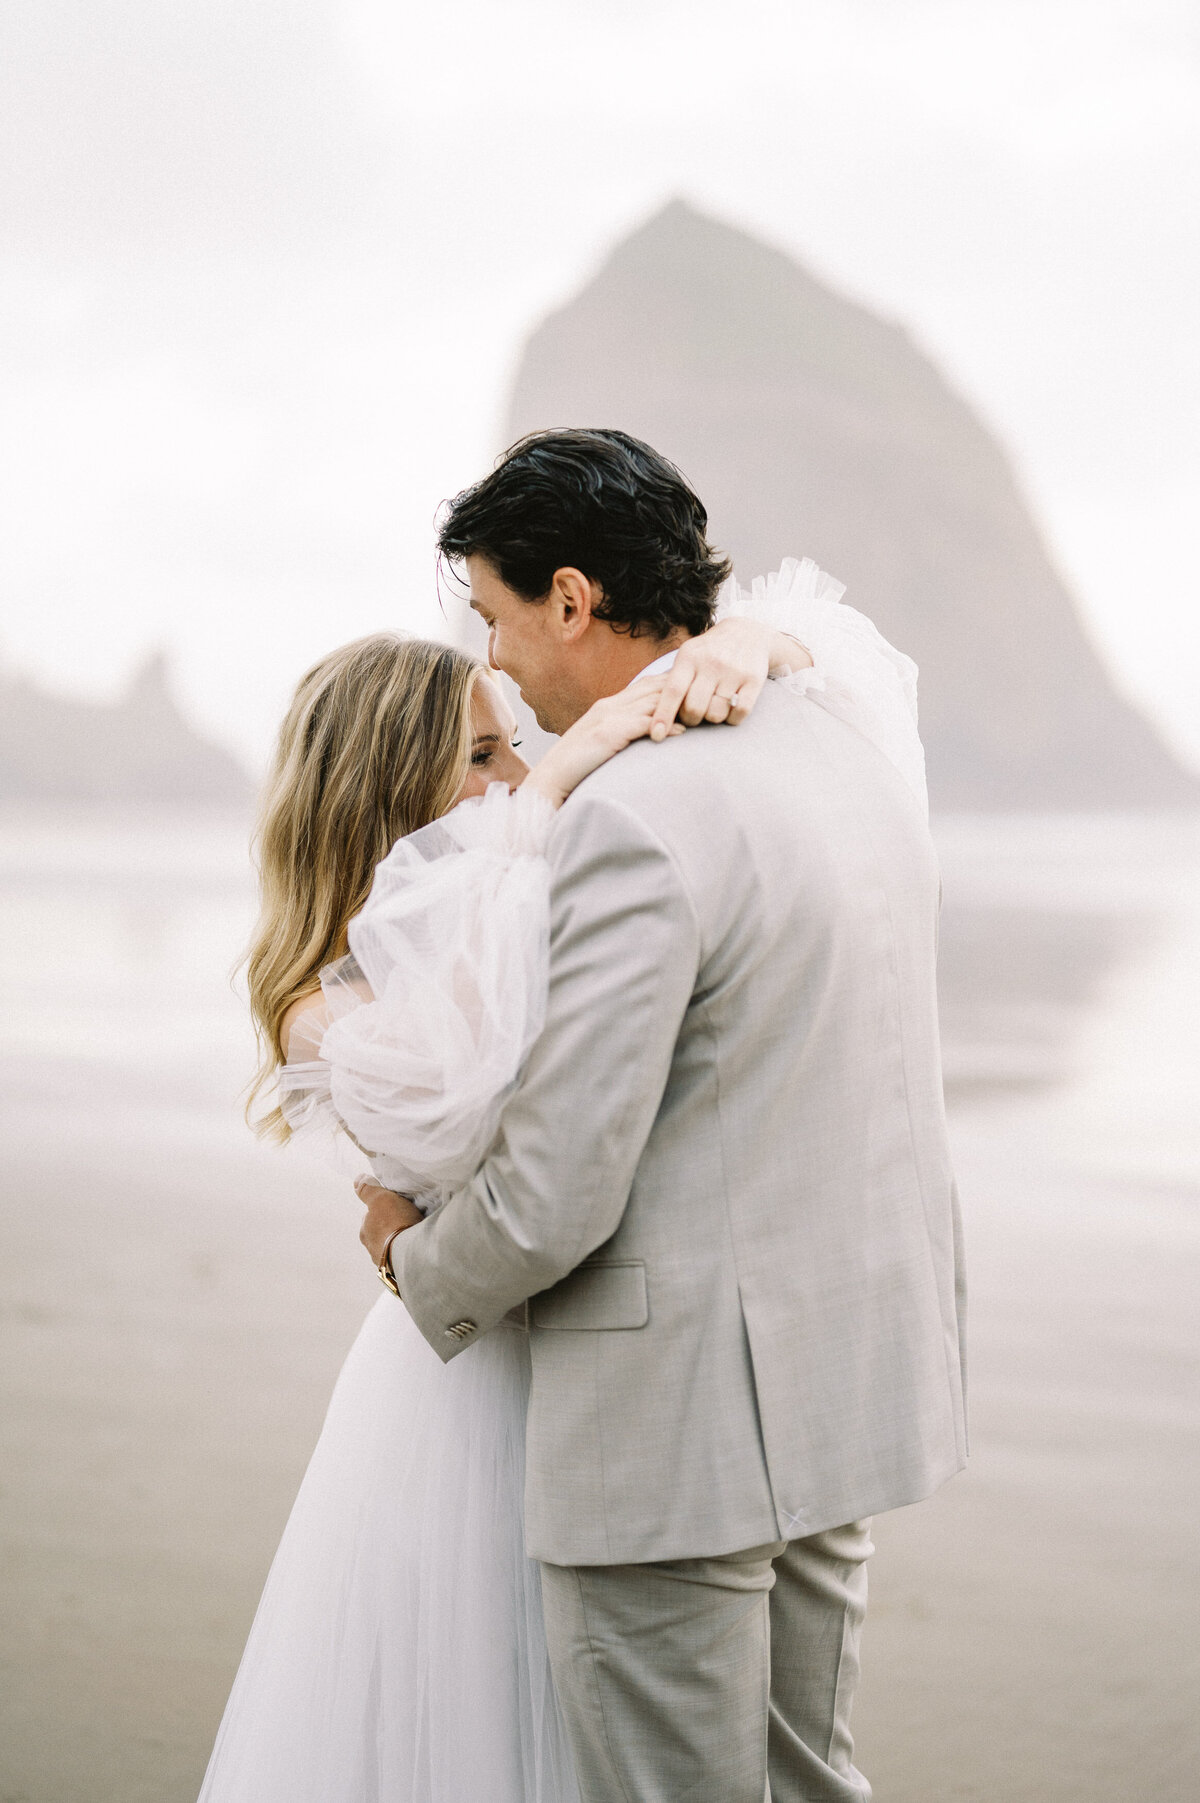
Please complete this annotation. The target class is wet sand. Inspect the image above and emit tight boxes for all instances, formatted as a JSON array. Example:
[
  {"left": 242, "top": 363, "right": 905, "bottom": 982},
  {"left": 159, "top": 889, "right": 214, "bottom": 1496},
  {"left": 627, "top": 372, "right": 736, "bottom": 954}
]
[{"left": 2, "top": 811, "right": 1199, "bottom": 1801}]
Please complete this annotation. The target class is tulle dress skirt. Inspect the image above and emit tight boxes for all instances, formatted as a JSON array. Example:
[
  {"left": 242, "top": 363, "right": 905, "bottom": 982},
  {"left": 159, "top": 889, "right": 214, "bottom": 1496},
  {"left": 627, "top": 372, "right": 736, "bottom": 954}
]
[{"left": 197, "top": 1296, "right": 580, "bottom": 1803}]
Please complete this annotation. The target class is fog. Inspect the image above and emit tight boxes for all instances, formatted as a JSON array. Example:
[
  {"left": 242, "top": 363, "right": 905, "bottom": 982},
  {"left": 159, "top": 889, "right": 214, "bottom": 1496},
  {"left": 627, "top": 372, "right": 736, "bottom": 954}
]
[{"left": 1, "top": 0, "right": 1197, "bottom": 769}]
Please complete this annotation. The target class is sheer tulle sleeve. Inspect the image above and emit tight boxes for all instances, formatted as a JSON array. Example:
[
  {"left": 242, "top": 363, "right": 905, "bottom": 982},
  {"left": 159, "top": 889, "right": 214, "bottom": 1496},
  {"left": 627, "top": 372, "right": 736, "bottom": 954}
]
[
  {"left": 718, "top": 557, "right": 928, "bottom": 817},
  {"left": 277, "top": 782, "right": 556, "bottom": 1208}
]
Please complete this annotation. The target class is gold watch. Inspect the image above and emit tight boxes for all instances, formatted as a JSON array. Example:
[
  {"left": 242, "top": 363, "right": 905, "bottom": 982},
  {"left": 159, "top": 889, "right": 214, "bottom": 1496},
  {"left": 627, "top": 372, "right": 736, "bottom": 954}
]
[{"left": 378, "top": 1226, "right": 405, "bottom": 1297}]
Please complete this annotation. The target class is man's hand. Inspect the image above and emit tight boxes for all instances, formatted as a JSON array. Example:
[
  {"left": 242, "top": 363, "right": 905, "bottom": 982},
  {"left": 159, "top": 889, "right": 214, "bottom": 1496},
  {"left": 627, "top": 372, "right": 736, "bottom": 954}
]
[{"left": 355, "top": 1175, "right": 424, "bottom": 1267}]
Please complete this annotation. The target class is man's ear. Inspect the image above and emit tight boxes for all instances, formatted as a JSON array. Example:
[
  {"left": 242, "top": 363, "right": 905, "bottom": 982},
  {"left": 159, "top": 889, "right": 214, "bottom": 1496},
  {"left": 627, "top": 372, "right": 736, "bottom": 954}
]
[{"left": 547, "top": 567, "right": 603, "bottom": 643}]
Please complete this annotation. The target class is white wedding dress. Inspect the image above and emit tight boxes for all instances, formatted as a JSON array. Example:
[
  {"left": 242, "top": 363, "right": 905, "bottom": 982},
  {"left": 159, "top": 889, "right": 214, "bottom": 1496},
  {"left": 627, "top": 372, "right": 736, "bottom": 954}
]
[{"left": 197, "top": 561, "right": 926, "bottom": 1803}]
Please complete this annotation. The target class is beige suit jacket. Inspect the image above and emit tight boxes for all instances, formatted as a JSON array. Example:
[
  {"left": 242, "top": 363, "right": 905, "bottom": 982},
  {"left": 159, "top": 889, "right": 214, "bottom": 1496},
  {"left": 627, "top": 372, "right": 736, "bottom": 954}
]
[{"left": 393, "top": 682, "right": 967, "bottom": 1565}]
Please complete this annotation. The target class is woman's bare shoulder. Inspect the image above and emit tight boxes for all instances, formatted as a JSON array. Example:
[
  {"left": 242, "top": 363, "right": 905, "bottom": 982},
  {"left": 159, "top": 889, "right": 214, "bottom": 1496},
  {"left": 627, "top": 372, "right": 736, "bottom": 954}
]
[{"left": 279, "top": 990, "right": 326, "bottom": 1062}]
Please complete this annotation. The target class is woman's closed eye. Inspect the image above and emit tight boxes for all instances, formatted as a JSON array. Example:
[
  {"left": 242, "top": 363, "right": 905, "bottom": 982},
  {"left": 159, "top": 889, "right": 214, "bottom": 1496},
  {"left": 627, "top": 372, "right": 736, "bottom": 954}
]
[{"left": 471, "top": 734, "right": 522, "bottom": 769}]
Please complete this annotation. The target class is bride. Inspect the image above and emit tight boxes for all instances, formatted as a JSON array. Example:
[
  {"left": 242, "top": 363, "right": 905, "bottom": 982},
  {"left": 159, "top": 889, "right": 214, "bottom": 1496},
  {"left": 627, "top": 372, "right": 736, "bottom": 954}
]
[{"left": 197, "top": 560, "right": 925, "bottom": 1803}]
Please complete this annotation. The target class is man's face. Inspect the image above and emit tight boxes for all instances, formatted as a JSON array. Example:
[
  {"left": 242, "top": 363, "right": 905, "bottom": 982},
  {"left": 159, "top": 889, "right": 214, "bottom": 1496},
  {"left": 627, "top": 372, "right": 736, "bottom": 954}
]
[{"left": 466, "top": 554, "right": 578, "bottom": 734}]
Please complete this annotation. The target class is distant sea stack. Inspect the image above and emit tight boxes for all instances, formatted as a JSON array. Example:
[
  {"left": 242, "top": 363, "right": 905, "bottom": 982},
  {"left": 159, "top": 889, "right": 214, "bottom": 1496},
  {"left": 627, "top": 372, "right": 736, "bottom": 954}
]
[
  {"left": 0, "top": 653, "right": 252, "bottom": 806},
  {"left": 505, "top": 200, "right": 1197, "bottom": 809}
]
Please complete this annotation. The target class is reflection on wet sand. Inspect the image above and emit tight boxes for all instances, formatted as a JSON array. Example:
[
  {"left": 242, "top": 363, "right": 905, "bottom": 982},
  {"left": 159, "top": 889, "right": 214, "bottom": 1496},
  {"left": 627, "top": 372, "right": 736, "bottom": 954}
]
[{"left": 935, "top": 815, "right": 1175, "bottom": 1099}]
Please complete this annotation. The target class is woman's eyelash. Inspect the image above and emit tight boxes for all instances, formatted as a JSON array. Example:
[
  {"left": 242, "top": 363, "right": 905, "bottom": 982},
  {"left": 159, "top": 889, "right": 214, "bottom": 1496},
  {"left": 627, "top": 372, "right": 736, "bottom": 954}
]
[
  {"left": 471, "top": 739, "right": 519, "bottom": 767},
  {"left": 511, "top": 739, "right": 522, "bottom": 749}
]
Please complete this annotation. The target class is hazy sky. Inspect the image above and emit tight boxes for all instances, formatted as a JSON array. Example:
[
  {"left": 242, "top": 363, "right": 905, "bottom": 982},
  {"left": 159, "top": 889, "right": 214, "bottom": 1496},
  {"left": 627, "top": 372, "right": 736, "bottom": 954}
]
[{"left": 2, "top": 0, "right": 1197, "bottom": 771}]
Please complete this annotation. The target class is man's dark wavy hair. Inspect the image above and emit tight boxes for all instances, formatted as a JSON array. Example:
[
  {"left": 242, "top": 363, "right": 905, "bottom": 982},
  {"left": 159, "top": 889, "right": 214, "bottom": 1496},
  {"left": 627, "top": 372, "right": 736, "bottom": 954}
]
[{"left": 437, "top": 429, "right": 731, "bottom": 640}]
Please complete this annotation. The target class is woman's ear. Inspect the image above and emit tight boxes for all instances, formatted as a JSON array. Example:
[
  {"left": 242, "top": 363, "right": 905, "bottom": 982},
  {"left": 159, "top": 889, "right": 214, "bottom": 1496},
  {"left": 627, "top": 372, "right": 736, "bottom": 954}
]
[{"left": 548, "top": 567, "right": 603, "bottom": 643}]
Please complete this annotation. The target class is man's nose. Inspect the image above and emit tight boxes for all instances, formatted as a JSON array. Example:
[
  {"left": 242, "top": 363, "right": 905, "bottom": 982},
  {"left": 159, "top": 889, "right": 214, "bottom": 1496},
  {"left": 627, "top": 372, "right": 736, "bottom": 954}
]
[{"left": 488, "top": 629, "right": 500, "bottom": 671}]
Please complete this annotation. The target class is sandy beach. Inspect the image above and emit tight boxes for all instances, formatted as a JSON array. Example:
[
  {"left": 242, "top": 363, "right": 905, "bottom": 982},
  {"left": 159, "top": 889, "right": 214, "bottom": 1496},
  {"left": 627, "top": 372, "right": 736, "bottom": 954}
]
[{"left": 2, "top": 808, "right": 1199, "bottom": 1802}]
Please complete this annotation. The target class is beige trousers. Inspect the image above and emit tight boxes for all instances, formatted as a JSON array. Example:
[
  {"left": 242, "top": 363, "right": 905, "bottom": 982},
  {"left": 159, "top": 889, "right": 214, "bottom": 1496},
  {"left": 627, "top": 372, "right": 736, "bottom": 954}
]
[{"left": 539, "top": 1523, "right": 874, "bottom": 1803}]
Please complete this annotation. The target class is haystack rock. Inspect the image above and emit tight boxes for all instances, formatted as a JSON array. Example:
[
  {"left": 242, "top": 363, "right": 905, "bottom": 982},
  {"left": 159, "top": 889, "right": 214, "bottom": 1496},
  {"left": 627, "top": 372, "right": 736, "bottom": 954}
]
[
  {"left": 503, "top": 200, "right": 1196, "bottom": 809},
  {"left": 0, "top": 652, "right": 252, "bottom": 805}
]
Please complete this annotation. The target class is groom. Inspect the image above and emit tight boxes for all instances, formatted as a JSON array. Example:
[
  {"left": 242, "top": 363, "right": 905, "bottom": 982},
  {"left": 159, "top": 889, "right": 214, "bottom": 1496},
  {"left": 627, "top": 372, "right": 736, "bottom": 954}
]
[{"left": 360, "top": 429, "right": 967, "bottom": 1801}]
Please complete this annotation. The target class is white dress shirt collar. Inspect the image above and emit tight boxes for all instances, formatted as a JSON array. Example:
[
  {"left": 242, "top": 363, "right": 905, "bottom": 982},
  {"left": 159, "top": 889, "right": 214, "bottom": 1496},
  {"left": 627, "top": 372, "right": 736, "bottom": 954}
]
[{"left": 626, "top": 648, "right": 680, "bottom": 687}]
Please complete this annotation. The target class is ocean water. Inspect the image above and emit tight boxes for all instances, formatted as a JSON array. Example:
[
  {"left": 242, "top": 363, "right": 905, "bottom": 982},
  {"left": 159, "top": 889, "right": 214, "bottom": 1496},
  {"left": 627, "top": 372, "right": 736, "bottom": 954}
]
[
  {"left": 3, "top": 804, "right": 1199, "bottom": 1153},
  {"left": 0, "top": 807, "right": 258, "bottom": 1093}
]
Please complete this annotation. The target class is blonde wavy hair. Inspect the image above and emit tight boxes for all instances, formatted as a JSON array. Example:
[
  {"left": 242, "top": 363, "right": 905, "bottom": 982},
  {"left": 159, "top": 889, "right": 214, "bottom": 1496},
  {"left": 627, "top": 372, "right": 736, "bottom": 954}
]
[{"left": 245, "top": 632, "right": 482, "bottom": 1140}]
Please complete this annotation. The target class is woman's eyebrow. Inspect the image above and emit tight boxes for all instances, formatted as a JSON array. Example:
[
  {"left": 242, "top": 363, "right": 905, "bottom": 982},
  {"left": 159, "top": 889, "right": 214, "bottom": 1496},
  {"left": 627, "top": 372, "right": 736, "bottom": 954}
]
[{"left": 471, "top": 732, "right": 501, "bottom": 749}]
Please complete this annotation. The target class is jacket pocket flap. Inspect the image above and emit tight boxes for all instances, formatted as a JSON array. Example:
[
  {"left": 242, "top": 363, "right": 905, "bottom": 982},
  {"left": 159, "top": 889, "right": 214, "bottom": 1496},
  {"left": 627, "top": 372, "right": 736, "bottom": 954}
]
[{"left": 529, "top": 1261, "right": 648, "bottom": 1331}]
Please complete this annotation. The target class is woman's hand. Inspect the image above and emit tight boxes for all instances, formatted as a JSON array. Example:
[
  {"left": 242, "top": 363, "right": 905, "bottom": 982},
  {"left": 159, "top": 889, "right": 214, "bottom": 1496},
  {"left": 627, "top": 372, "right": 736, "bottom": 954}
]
[
  {"left": 525, "top": 677, "right": 684, "bottom": 809},
  {"left": 522, "top": 619, "right": 813, "bottom": 810},
  {"left": 647, "top": 619, "right": 813, "bottom": 741}
]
